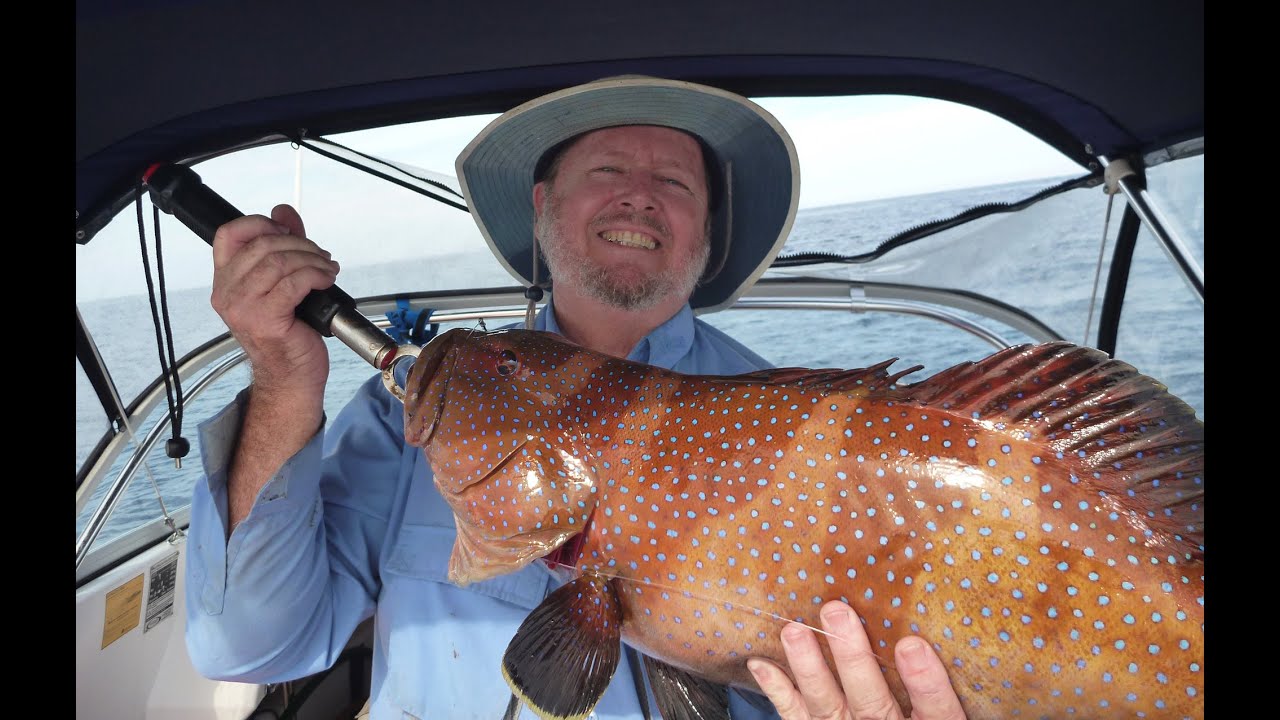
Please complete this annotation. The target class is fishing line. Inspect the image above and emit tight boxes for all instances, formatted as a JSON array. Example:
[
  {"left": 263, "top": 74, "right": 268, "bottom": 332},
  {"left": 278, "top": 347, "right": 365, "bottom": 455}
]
[{"left": 541, "top": 559, "right": 850, "bottom": 645}]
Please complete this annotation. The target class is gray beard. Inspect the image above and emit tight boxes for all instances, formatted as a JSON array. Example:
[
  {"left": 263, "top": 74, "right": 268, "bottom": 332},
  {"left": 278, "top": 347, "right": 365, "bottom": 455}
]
[{"left": 534, "top": 193, "right": 710, "bottom": 311}]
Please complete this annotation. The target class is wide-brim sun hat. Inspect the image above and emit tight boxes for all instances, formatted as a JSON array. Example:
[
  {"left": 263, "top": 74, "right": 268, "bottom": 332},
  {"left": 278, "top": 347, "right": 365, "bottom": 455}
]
[{"left": 456, "top": 75, "right": 800, "bottom": 314}]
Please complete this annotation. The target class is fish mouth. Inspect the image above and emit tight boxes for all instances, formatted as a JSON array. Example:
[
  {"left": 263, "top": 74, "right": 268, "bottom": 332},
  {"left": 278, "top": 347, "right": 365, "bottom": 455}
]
[{"left": 403, "top": 329, "right": 459, "bottom": 447}]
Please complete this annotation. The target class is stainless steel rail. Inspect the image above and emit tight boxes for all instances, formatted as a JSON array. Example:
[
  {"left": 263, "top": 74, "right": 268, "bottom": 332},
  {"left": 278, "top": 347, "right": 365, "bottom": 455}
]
[
  {"left": 75, "top": 279, "right": 1052, "bottom": 572},
  {"left": 1100, "top": 155, "right": 1204, "bottom": 302},
  {"left": 76, "top": 349, "right": 246, "bottom": 569}
]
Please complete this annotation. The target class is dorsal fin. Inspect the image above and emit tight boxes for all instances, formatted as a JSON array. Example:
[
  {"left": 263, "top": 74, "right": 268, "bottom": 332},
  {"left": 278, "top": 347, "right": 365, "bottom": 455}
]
[
  {"left": 904, "top": 342, "right": 1204, "bottom": 554},
  {"left": 732, "top": 359, "right": 921, "bottom": 393}
]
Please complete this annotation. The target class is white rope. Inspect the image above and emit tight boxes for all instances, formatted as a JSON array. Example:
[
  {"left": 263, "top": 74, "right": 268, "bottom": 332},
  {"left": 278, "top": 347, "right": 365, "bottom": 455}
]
[
  {"left": 525, "top": 233, "right": 541, "bottom": 330},
  {"left": 1083, "top": 190, "right": 1116, "bottom": 345}
]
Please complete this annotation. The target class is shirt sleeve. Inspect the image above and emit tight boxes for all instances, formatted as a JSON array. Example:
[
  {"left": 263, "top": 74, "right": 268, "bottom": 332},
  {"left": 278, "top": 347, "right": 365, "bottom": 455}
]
[{"left": 184, "top": 373, "right": 405, "bottom": 683}]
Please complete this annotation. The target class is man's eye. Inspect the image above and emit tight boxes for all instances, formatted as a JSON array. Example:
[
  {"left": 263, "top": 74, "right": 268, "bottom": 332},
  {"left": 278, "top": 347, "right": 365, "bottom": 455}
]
[
  {"left": 663, "top": 177, "right": 690, "bottom": 190},
  {"left": 593, "top": 166, "right": 620, "bottom": 173}
]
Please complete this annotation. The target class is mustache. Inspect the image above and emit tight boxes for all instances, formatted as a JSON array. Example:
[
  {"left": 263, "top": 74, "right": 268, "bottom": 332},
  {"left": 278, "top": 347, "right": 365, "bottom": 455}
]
[{"left": 590, "top": 211, "right": 670, "bottom": 241}]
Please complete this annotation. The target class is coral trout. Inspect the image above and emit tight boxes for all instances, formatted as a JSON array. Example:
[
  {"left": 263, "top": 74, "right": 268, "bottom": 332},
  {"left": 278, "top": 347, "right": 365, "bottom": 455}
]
[{"left": 403, "top": 328, "right": 1204, "bottom": 720}]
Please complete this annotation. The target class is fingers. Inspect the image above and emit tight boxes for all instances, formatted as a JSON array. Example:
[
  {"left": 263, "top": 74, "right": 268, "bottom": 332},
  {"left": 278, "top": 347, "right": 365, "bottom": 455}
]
[
  {"left": 893, "top": 637, "right": 967, "bottom": 720},
  {"left": 212, "top": 238, "right": 338, "bottom": 320},
  {"left": 749, "top": 602, "right": 969, "bottom": 720},
  {"left": 210, "top": 204, "right": 318, "bottom": 267},
  {"left": 206, "top": 205, "right": 337, "bottom": 391},
  {"left": 819, "top": 602, "right": 904, "bottom": 720},
  {"left": 783, "top": 619, "right": 850, "bottom": 720},
  {"left": 271, "top": 203, "right": 306, "bottom": 238},
  {"left": 211, "top": 213, "right": 284, "bottom": 267},
  {"left": 747, "top": 657, "right": 811, "bottom": 720},
  {"left": 747, "top": 605, "right": 901, "bottom": 720},
  {"left": 210, "top": 207, "right": 336, "bottom": 314}
]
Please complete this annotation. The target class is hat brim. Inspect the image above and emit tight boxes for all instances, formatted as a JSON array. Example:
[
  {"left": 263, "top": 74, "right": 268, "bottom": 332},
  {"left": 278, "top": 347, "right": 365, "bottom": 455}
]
[{"left": 455, "top": 76, "right": 800, "bottom": 314}]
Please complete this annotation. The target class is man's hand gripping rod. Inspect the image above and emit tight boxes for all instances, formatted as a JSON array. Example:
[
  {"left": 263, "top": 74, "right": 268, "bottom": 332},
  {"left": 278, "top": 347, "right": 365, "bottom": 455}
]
[{"left": 141, "top": 163, "right": 419, "bottom": 400}]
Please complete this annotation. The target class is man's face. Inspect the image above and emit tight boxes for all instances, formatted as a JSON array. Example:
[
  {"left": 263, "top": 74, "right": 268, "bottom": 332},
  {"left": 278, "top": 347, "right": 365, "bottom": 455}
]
[{"left": 533, "top": 126, "right": 712, "bottom": 311}]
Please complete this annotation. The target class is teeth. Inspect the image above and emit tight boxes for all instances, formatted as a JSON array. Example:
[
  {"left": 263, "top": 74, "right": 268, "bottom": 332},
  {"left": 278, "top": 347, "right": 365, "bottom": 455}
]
[{"left": 601, "top": 230, "right": 656, "bottom": 249}]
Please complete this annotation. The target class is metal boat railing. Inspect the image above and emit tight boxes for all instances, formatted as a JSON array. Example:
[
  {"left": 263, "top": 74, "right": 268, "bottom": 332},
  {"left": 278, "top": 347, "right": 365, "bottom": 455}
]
[
  {"left": 75, "top": 278, "right": 1060, "bottom": 576},
  {"left": 1100, "top": 155, "right": 1204, "bottom": 302}
]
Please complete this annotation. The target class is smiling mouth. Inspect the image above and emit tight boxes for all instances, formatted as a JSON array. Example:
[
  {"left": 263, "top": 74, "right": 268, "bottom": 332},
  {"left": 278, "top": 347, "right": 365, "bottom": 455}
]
[{"left": 600, "top": 230, "right": 657, "bottom": 250}]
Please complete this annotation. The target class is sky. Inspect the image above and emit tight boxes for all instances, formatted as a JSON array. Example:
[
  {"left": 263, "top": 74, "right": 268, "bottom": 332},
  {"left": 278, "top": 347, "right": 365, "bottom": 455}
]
[{"left": 76, "top": 95, "right": 1082, "bottom": 301}]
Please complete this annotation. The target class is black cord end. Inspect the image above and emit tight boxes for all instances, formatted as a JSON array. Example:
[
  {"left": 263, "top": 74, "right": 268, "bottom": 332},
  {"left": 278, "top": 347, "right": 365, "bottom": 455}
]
[
  {"left": 166, "top": 437, "right": 191, "bottom": 459},
  {"left": 524, "top": 286, "right": 544, "bottom": 302}
]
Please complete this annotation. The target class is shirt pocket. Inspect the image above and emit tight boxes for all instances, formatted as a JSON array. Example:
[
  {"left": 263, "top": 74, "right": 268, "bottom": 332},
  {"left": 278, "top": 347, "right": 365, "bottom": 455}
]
[
  {"left": 383, "top": 523, "right": 550, "bottom": 610},
  {"left": 386, "top": 451, "right": 552, "bottom": 609}
]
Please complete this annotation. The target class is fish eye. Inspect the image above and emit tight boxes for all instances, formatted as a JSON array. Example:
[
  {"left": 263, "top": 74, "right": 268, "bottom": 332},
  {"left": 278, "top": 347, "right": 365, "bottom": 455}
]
[{"left": 496, "top": 349, "right": 520, "bottom": 377}]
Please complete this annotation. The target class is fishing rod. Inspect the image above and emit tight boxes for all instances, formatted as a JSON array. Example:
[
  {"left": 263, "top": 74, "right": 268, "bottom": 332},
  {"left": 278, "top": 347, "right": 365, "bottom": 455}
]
[{"left": 141, "top": 163, "right": 419, "bottom": 397}]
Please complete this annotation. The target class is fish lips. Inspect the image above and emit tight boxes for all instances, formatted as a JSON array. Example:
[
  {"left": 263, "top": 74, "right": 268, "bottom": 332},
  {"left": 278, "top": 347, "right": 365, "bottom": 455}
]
[{"left": 402, "top": 328, "right": 461, "bottom": 448}]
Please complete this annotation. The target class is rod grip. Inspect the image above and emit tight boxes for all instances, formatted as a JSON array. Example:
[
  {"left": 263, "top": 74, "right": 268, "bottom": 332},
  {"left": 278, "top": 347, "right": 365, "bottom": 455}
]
[{"left": 142, "top": 163, "right": 356, "bottom": 338}]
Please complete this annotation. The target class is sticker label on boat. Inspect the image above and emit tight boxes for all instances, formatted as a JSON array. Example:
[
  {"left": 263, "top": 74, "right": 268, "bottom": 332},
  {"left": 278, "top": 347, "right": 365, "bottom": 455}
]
[
  {"left": 101, "top": 574, "right": 143, "bottom": 649},
  {"left": 144, "top": 551, "right": 179, "bottom": 633}
]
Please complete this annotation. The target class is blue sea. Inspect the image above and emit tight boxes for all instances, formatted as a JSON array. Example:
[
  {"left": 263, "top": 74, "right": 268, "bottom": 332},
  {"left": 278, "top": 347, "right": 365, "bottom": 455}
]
[{"left": 76, "top": 160, "right": 1204, "bottom": 550}]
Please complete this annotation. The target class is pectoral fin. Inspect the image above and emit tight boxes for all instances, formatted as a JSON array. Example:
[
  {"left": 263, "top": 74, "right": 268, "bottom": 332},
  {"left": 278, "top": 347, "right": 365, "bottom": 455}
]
[
  {"left": 502, "top": 573, "right": 622, "bottom": 720},
  {"left": 641, "top": 654, "right": 730, "bottom": 720}
]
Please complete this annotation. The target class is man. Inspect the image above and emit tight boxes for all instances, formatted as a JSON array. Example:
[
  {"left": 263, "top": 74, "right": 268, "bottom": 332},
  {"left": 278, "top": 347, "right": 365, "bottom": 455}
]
[{"left": 185, "top": 75, "right": 966, "bottom": 719}]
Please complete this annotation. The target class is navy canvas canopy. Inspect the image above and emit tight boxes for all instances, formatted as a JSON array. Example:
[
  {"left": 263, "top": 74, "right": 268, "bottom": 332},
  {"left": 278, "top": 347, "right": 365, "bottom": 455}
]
[{"left": 75, "top": 0, "right": 1203, "bottom": 242}]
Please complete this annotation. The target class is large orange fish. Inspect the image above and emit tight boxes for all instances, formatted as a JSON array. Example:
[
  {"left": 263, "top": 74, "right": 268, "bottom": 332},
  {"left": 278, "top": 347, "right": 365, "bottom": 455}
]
[{"left": 403, "top": 328, "right": 1204, "bottom": 720}]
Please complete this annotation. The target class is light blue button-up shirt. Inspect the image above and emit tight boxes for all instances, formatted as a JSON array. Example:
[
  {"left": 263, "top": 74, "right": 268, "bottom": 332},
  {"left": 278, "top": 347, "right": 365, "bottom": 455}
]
[{"left": 185, "top": 302, "right": 782, "bottom": 719}]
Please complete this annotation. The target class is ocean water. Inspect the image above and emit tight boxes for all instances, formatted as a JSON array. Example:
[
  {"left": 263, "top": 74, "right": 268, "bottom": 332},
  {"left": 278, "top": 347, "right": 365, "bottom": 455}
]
[{"left": 75, "top": 159, "right": 1204, "bottom": 549}]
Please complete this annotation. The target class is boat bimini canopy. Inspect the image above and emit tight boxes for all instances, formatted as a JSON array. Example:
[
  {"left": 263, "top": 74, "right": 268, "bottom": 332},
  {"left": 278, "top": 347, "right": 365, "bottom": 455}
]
[{"left": 76, "top": 0, "right": 1204, "bottom": 244}]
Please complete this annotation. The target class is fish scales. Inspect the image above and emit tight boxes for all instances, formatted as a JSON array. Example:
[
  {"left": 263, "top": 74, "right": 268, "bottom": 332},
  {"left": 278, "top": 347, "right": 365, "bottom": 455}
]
[{"left": 404, "top": 328, "right": 1204, "bottom": 720}]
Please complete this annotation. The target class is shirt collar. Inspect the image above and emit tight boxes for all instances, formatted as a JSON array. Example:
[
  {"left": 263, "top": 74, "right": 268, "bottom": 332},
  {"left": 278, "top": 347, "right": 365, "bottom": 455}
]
[{"left": 537, "top": 298, "right": 696, "bottom": 368}]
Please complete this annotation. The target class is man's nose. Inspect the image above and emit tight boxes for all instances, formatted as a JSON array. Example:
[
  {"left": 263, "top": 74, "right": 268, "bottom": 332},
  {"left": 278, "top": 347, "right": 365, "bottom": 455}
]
[{"left": 616, "top": 173, "right": 657, "bottom": 211}]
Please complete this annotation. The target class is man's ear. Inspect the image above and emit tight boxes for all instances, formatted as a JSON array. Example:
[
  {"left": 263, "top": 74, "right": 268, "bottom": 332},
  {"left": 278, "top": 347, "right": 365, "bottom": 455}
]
[{"left": 532, "top": 182, "right": 547, "bottom": 215}]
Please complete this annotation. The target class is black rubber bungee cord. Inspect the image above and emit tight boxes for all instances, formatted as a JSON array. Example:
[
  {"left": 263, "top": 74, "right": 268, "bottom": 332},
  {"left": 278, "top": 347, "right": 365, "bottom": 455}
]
[{"left": 134, "top": 180, "right": 190, "bottom": 462}]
